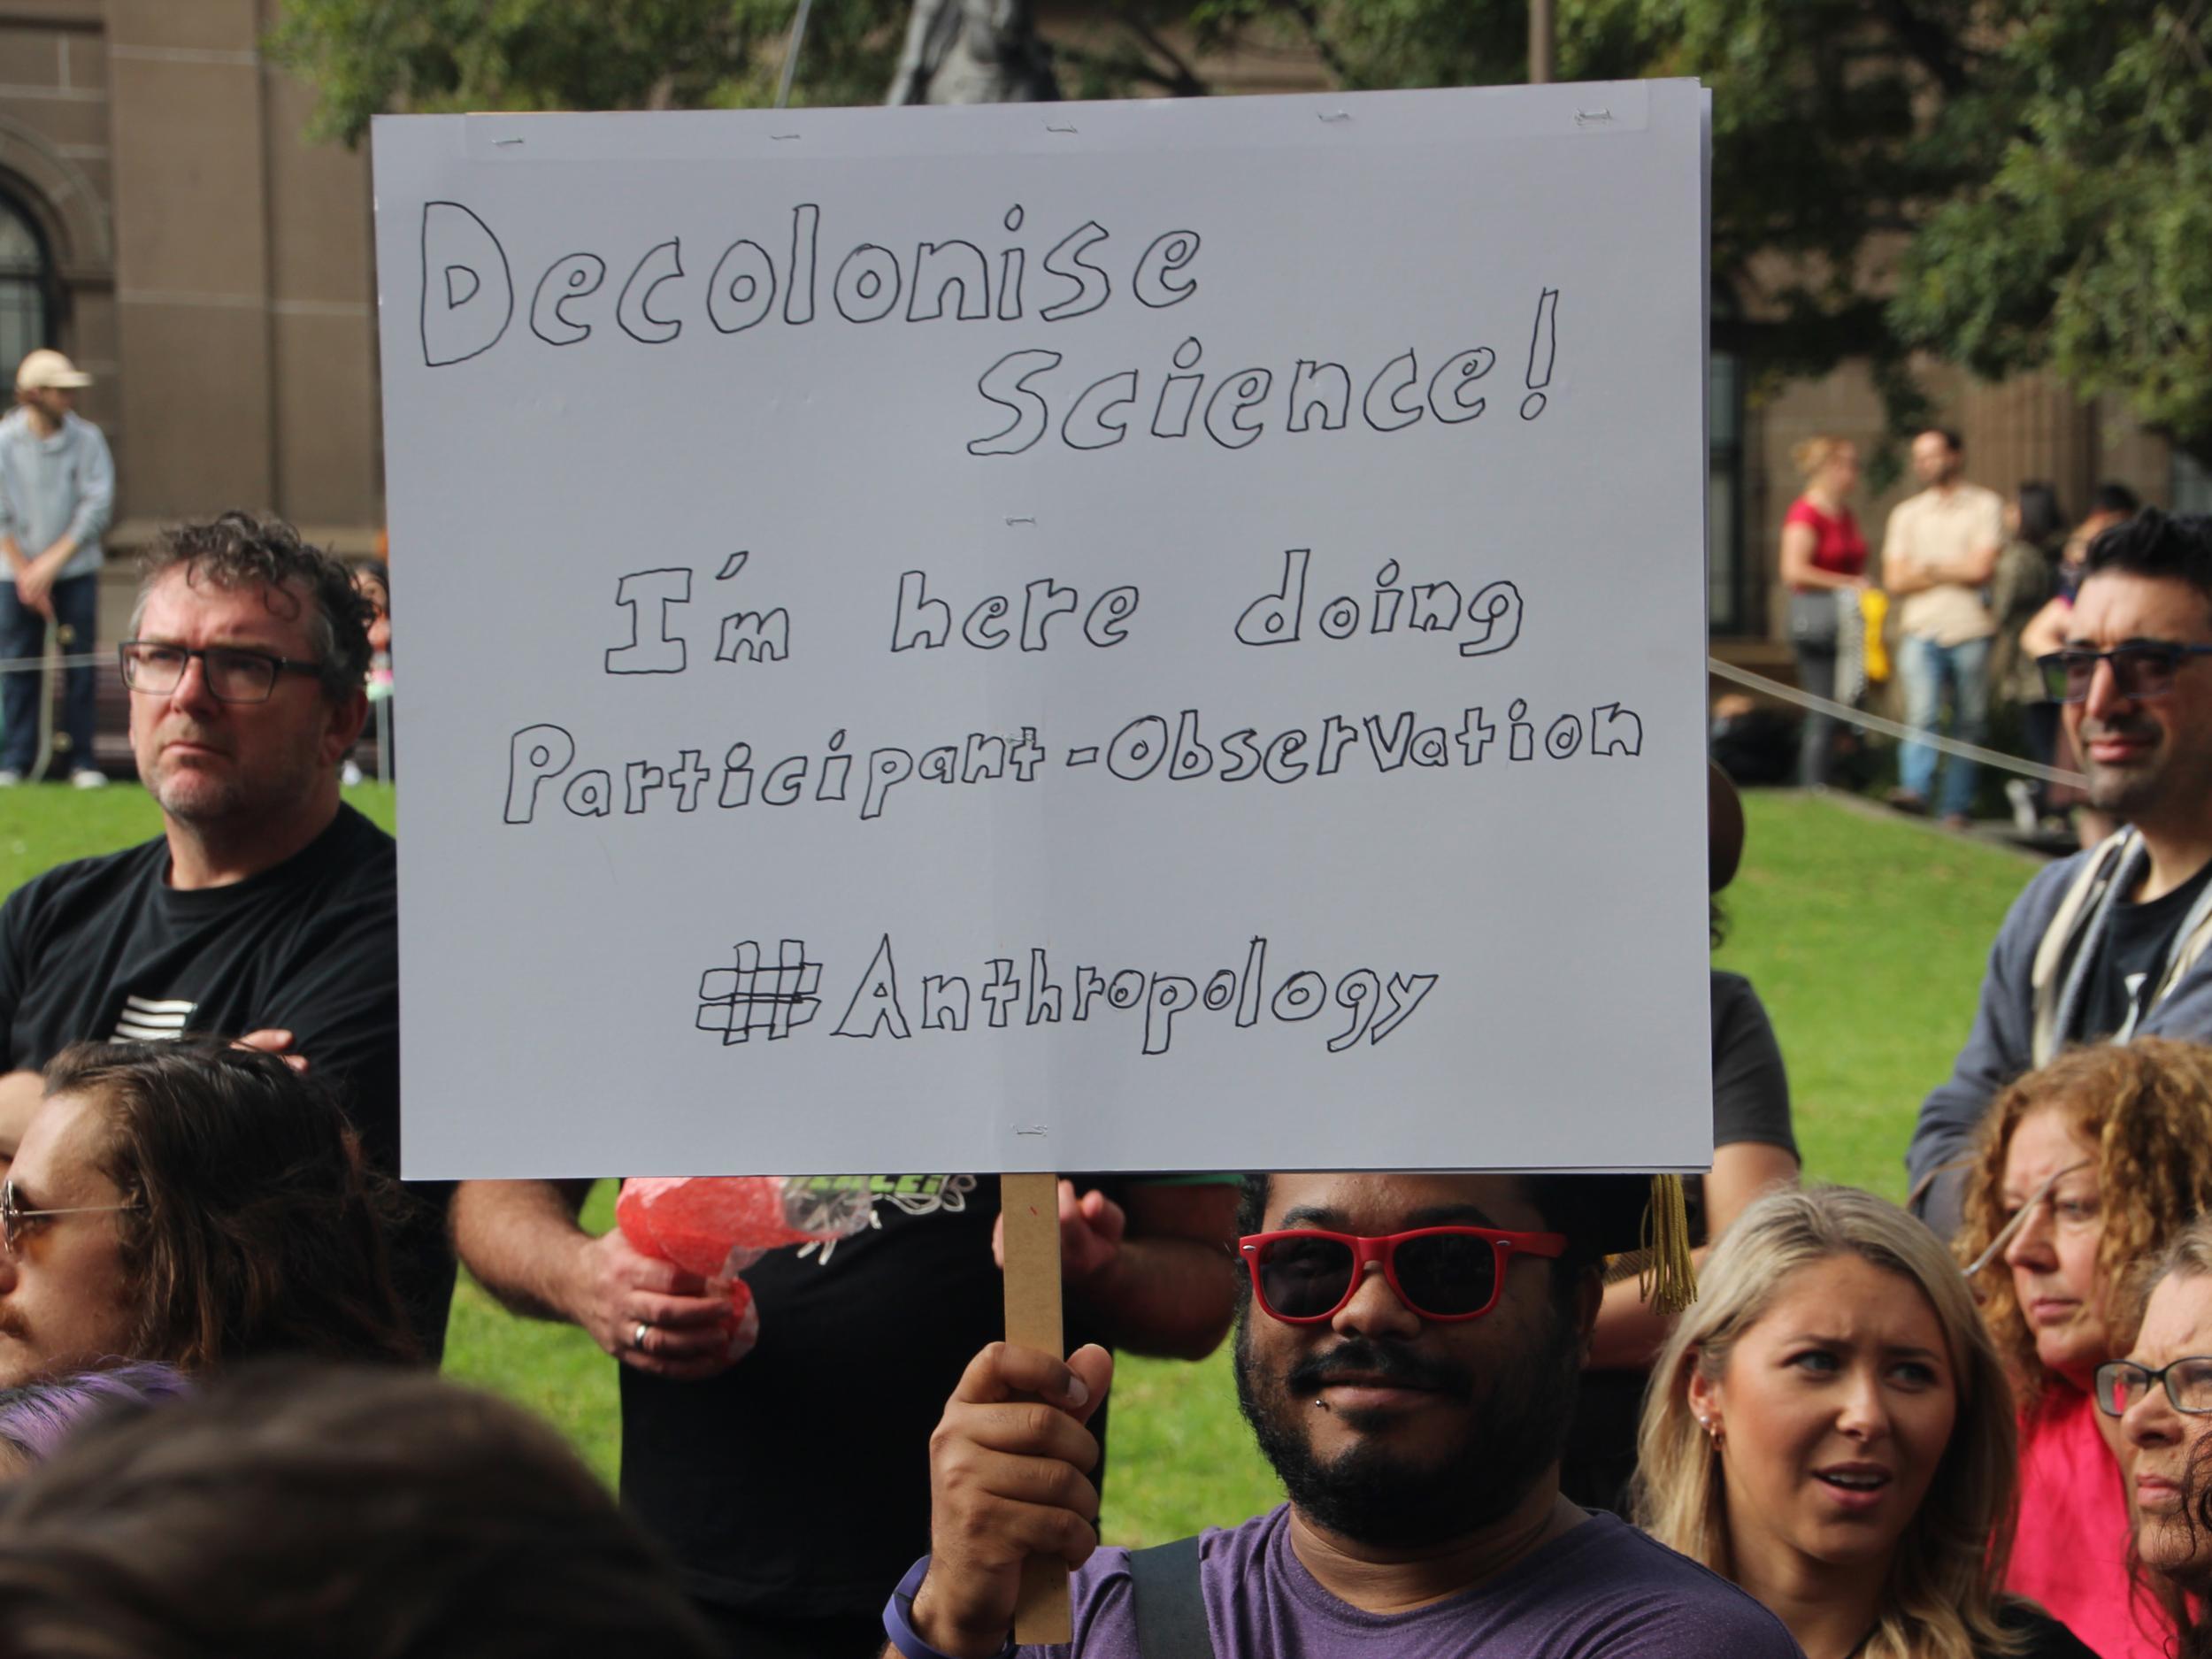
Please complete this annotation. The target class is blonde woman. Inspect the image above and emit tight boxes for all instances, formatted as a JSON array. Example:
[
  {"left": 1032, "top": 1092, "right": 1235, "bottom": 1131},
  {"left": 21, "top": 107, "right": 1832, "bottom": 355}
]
[
  {"left": 1779, "top": 435, "right": 1868, "bottom": 788},
  {"left": 1637, "top": 1187, "right": 2092, "bottom": 1659}
]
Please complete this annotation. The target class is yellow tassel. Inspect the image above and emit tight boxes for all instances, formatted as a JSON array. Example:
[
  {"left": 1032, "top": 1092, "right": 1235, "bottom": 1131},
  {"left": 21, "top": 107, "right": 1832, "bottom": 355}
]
[
  {"left": 1860, "top": 588, "right": 1891, "bottom": 684},
  {"left": 1638, "top": 1174, "right": 1697, "bottom": 1315}
]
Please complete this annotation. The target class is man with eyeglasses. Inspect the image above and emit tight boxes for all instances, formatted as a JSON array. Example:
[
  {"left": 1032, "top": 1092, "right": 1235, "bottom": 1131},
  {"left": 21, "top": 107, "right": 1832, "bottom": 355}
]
[
  {"left": 883, "top": 1171, "right": 1796, "bottom": 1659},
  {"left": 0, "top": 511, "right": 455, "bottom": 1356},
  {"left": 1910, "top": 509, "right": 2212, "bottom": 1237}
]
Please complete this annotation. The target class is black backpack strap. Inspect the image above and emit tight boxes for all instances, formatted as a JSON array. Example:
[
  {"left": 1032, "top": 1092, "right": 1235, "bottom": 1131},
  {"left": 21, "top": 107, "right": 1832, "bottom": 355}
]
[{"left": 1127, "top": 1533, "right": 1215, "bottom": 1659}]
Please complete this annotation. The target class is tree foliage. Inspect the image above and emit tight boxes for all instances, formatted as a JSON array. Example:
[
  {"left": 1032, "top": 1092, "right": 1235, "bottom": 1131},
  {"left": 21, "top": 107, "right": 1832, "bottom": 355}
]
[
  {"left": 265, "top": 0, "right": 899, "bottom": 139},
  {"left": 1889, "top": 4, "right": 2212, "bottom": 465},
  {"left": 271, "top": 0, "right": 2212, "bottom": 457}
]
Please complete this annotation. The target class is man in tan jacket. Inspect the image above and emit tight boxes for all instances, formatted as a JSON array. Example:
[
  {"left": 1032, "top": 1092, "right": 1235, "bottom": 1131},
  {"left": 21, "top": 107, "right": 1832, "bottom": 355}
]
[{"left": 1882, "top": 426, "right": 2004, "bottom": 826}]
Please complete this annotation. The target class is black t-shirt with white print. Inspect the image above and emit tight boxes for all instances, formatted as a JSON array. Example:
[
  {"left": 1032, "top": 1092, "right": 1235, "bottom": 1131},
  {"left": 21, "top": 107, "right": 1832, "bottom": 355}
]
[
  {"left": 0, "top": 803, "right": 454, "bottom": 1356},
  {"left": 2082, "top": 859, "right": 2212, "bottom": 1044}
]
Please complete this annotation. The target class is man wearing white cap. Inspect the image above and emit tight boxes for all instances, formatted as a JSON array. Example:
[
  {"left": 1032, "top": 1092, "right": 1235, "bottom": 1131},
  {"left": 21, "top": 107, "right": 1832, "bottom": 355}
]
[{"left": 0, "top": 348, "right": 114, "bottom": 787}]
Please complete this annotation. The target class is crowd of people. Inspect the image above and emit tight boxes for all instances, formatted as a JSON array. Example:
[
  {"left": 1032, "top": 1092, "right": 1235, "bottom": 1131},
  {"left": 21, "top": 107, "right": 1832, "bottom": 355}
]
[
  {"left": 1780, "top": 423, "right": 2147, "bottom": 840},
  {"left": 1, "top": 346, "right": 2211, "bottom": 1656}
]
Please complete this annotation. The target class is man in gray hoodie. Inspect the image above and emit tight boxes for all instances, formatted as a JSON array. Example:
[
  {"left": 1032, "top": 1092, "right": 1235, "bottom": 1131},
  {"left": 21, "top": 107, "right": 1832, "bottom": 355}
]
[
  {"left": 0, "top": 348, "right": 115, "bottom": 787},
  {"left": 1909, "top": 509, "right": 2212, "bottom": 1234}
]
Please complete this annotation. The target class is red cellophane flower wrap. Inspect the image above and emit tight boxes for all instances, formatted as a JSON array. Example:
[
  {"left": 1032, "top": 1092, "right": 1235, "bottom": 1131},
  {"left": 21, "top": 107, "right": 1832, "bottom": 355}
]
[{"left": 616, "top": 1177, "right": 874, "bottom": 1362}]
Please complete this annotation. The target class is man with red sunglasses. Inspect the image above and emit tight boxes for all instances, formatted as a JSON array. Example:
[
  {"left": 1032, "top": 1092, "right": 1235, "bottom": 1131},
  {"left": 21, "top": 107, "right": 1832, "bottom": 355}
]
[
  {"left": 1910, "top": 509, "right": 2212, "bottom": 1236},
  {"left": 882, "top": 1170, "right": 1796, "bottom": 1658}
]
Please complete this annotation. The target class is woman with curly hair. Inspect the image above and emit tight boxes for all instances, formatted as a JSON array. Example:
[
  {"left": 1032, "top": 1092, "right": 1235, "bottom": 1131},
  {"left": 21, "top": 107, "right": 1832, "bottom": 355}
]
[
  {"left": 1953, "top": 1037, "right": 2212, "bottom": 1657},
  {"left": 1636, "top": 1187, "right": 2091, "bottom": 1658}
]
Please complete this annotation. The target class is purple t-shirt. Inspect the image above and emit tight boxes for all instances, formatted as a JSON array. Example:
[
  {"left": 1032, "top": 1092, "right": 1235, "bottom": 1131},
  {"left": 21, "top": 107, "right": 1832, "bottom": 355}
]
[{"left": 1032, "top": 1507, "right": 1802, "bottom": 1657}]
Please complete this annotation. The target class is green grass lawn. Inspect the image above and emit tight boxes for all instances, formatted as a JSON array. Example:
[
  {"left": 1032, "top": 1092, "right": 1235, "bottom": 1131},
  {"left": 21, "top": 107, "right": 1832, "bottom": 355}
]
[{"left": 0, "top": 781, "right": 2037, "bottom": 1542}]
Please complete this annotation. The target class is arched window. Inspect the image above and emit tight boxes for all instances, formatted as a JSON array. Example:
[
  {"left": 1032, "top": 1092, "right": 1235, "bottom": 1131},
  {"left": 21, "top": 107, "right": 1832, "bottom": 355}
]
[{"left": 0, "top": 190, "right": 51, "bottom": 378}]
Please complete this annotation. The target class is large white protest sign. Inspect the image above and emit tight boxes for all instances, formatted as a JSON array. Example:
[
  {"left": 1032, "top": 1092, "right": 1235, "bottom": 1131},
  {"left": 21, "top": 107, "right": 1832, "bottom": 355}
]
[{"left": 373, "top": 81, "right": 1714, "bottom": 1179}]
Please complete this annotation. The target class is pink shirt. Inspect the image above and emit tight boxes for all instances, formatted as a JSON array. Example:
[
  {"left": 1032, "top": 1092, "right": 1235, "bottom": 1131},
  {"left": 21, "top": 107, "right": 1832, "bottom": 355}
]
[{"left": 2008, "top": 1386, "right": 2171, "bottom": 1658}]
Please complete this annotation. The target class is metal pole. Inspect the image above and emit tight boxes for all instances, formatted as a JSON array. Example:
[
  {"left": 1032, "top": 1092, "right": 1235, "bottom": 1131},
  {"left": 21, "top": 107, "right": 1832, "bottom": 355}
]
[
  {"left": 1529, "top": 0, "right": 1555, "bottom": 83},
  {"left": 774, "top": 0, "right": 816, "bottom": 109},
  {"left": 30, "top": 614, "right": 54, "bottom": 780},
  {"left": 375, "top": 695, "right": 391, "bottom": 787}
]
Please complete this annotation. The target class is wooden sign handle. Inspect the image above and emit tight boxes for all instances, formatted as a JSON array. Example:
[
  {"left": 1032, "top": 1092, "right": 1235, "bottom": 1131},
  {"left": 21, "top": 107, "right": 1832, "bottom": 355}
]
[{"left": 1000, "top": 1170, "right": 1072, "bottom": 1645}]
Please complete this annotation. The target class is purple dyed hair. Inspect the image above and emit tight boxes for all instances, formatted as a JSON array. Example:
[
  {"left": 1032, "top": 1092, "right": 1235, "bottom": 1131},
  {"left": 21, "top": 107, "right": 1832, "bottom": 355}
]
[{"left": 0, "top": 1363, "right": 191, "bottom": 1465}]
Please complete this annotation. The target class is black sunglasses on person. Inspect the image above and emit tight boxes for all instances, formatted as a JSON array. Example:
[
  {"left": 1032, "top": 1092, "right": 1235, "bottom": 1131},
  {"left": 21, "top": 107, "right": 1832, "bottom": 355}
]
[{"left": 2037, "top": 641, "right": 2212, "bottom": 704}]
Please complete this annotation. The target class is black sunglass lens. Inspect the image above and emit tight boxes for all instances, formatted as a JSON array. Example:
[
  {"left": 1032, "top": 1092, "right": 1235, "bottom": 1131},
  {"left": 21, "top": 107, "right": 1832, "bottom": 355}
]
[
  {"left": 2117, "top": 647, "right": 2184, "bottom": 693},
  {"left": 1391, "top": 1232, "right": 1498, "bottom": 1317},
  {"left": 1257, "top": 1237, "right": 1355, "bottom": 1318}
]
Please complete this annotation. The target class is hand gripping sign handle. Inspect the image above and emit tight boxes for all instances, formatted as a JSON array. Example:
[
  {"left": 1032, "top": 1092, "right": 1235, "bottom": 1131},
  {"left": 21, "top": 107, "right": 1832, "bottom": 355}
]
[{"left": 1001, "top": 1170, "right": 1073, "bottom": 1644}]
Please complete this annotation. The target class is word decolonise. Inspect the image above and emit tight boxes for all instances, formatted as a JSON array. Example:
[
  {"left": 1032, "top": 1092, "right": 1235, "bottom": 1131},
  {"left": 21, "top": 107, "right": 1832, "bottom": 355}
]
[{"left": 412, "top": 202, "right": 1562, "bottom": 452}]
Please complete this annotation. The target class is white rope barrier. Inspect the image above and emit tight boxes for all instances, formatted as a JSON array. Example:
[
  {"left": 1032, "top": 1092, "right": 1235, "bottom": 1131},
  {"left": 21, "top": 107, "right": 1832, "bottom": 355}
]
[
  {"left": 0, "top": 651, "right": 105, "bottom": 673},
  {"left": 1708, "top": 657, "right": 2086, "bottom": 788}
]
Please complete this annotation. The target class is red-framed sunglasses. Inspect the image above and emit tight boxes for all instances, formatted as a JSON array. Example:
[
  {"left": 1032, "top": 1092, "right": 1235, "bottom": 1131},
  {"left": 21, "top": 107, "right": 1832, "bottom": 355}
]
[{"left": 1239, "top": 1225, "right": 1569, "bottom": 1325}]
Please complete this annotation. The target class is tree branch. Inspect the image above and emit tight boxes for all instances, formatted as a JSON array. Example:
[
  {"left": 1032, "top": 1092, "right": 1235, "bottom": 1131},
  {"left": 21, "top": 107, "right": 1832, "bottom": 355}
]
[
  {"left": 1283, "top": 0, "right": 1356, "bottom": 86},
  {"left": 1119, "top": 14, "right": 1211, "bottom": 96},
  {"left": 1049, "top": 41, "right": 1189, "bottom": 96}
]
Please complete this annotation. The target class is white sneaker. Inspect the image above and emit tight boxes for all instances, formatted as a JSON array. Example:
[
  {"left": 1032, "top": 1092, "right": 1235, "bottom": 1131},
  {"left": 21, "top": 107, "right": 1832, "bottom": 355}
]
[
  {"left": 70, "top": 769, "right": 106, "bottom": 789},
  {"left": 2004, "top": 778, "right": 2037, "bottom": 834},
  {"left": 0, "top": 771, "right": 19, "bottom": 787},
  {"left": 341, "top": 760, "right": 364, "bottom": 787}
]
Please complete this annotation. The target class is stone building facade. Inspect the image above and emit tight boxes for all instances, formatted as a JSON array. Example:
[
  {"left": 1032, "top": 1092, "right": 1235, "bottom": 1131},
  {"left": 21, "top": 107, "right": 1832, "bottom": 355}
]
[{"left": 0, "top": 0, "right": 379, "bottom": 659}]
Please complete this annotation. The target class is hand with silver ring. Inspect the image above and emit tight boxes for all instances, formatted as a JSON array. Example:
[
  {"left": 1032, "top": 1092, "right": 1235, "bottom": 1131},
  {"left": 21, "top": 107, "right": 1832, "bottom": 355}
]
[{"left": 566, "top": 1226, "right": 740, "bottom": 1379}]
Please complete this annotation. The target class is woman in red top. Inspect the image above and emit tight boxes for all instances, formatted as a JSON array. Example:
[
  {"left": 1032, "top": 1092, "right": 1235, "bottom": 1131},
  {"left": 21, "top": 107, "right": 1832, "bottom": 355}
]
[{"left": 1778, "top": 435, "right": 1868, "bottom": 787}]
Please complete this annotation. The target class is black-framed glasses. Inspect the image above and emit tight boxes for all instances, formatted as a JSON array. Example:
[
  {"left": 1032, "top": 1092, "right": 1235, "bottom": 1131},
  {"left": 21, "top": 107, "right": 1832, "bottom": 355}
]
[
  {"left": 1239, "top": 1225, "right": 1567, "bottom": 1324},
  {"left": 119, "top": 641, "right": 323, "bottom": 703},
  {"left": 2094, "top": 1356, "right": 2212, "bottom": 1417},
  {"left": 0, "top": 1178, "right": 141, "bottom": 1255},
  {"left": 2037, "top": 641, "right": 2212, "bottom": 704}
]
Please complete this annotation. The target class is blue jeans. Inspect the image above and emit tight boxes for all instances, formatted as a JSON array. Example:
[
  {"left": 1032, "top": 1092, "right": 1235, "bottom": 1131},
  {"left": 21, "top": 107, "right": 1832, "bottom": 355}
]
[
  {"left": 1897, "top": 633, "right": 1991, "bottom": 818},
  {"left": 0, "top": 571, "right": 98, "bottom": 775}
]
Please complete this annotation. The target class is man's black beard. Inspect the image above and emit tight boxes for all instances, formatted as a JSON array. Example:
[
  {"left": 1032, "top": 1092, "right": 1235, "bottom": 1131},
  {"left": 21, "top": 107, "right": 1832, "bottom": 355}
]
[{"left": 1233, "top": 1293, "right": 1585, "bottom": 1549}]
